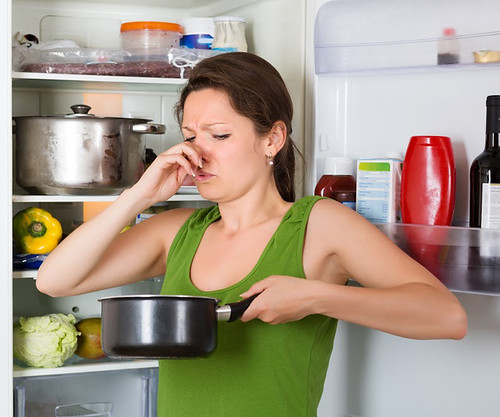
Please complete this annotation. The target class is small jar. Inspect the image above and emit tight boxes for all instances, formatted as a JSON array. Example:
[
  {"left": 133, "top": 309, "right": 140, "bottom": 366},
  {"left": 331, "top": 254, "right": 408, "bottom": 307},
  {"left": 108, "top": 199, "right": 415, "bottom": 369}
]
[
  {"left": 120, "top": 21, "right": 182, "bottom": 58},
  {"left": 211, "top": 16, "right": 247, "bottom": 52},
  {"left": 179, "top": 17, "right": 215, "bottom": 49},
  {"left": 314, "top": 157, "right": 356, "bottom": 209}
]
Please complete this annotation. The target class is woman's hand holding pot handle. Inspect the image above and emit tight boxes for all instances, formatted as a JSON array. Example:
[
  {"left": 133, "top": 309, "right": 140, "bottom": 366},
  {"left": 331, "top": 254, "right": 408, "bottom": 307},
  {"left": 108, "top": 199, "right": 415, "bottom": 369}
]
[
  {"left": 239, "top": 276, "right": 328, "bottom": 325},
  {"left": 217, "top": 294, "right": 260, "bottom": 322}
]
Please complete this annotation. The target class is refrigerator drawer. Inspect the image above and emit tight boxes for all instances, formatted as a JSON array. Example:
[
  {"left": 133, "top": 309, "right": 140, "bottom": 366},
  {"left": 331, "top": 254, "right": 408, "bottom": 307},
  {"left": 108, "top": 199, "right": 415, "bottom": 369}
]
[{"left": 14, "top": 368, "right": 158, "bottom": 417}]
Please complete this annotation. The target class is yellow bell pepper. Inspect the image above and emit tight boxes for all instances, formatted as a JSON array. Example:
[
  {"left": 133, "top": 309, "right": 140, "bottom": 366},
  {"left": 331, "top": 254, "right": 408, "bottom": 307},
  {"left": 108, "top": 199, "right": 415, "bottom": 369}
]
[{"left": 13, "top": 207, "right": 63, "bottom": 254}]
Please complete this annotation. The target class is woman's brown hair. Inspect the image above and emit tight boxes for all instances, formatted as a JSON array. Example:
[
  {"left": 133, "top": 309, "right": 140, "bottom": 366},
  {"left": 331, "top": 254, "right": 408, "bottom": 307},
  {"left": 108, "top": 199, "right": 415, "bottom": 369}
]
[{"left": 175, "top": 52, "right": 300, "bottom": 202}]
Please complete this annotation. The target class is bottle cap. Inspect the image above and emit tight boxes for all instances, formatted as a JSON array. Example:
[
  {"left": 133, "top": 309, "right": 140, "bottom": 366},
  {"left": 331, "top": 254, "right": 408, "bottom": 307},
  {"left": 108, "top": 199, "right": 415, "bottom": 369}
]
[
  {"left": 443, "top": 28, "right": 456, "bottom": 37},
  {"left": 487, "top": 95, "right": 500, "bottom": 107},
  {"left": 323, "top": 157, "right": 353, "bottom": 175}
]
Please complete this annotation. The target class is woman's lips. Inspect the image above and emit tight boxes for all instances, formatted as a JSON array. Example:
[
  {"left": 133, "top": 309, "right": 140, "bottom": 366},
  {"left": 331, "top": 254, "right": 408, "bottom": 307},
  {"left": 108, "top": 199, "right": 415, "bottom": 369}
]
[{"left": 194, "top": 170, "right": 215, "bottom": 183}]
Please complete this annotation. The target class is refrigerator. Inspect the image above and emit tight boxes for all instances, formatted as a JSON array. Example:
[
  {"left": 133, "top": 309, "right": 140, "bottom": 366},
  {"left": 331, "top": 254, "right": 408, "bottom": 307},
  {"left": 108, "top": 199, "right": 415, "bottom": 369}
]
[{"left": 2, "top": 0, "right": 500, "bottom": 415}]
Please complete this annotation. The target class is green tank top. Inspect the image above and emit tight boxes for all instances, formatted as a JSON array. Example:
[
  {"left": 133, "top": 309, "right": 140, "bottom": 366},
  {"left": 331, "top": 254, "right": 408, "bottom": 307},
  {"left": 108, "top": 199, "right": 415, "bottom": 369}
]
[{"left": 158, "top": 196, "right": 338, "bottom": 417}]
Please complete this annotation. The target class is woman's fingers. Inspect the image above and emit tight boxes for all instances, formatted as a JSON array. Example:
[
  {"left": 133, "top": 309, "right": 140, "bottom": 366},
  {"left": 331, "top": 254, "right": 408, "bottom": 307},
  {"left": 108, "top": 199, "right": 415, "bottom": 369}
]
[
  {"left": 164, "top": 143, "right": 203, "bottom": 169},
  {"left": 132, "top": 142, "right": 203, "bottom": 203},
  {"left": 154, "top": 143, "right": 203, "bottom": 177},
  {"left": 178, "top": 145, "right": 203, "bottom": 169}
]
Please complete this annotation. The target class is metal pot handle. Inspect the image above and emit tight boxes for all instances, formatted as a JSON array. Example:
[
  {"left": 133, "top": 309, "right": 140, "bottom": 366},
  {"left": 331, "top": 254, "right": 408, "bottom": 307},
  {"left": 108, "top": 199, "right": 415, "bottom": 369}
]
[
  {"left": 131, "top": 123, "right": 166, "bottom": 134},
  {"left": 216, "top": 293, "right": 259, "bottom": 322}
]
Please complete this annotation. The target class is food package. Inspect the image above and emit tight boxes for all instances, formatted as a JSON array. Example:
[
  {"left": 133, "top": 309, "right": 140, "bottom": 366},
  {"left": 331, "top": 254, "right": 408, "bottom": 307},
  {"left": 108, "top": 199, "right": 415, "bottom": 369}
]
[{"left": 12, "top": 41, "right": 223, "bottom": 78}]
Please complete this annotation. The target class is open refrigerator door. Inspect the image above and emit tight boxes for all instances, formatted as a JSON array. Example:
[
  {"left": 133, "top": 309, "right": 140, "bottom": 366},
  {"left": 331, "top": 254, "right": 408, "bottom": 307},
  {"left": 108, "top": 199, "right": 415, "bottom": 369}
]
[{"left": 312, "top": 1, "right": 500, "bottom": 416}]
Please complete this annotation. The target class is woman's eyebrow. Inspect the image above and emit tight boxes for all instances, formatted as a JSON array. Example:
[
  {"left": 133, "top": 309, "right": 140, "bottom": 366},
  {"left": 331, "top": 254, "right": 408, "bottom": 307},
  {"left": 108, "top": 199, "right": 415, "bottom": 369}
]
[{"left": 182, "top": 122, "right": 229, "bottom": 131}]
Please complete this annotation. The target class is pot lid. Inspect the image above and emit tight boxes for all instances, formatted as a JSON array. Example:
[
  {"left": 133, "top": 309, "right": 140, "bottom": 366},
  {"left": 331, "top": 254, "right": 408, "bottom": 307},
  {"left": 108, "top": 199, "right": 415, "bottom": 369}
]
[{"left": 13, "top": 104, "right": 152, "bottom": 122}]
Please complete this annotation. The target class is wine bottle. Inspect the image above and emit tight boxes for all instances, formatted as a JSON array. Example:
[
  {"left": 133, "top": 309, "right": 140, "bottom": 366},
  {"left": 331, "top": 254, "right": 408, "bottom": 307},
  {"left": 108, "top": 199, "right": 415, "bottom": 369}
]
[{"left": 469, "top": 95, "right": 500, "bottom": 228}]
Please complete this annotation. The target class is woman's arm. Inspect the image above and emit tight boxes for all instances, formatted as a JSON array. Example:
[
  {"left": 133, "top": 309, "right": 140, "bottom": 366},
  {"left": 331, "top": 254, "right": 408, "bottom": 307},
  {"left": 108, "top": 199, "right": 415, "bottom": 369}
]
[
  {"left": 241, "top": 199, "right": 467, "bottom": 340},
  {"left": 36, "top": 143, "right": 203, "bottom": 297}
]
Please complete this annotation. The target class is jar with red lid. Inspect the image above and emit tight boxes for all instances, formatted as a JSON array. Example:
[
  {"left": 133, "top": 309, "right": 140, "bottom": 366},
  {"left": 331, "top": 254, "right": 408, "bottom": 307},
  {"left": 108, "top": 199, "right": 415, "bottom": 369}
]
[
  {"left": 120, "top": 21, "right": 182, "bottom": 58},
  {"left": 314, "top": 157, "right": 356, "bottom": 209}
]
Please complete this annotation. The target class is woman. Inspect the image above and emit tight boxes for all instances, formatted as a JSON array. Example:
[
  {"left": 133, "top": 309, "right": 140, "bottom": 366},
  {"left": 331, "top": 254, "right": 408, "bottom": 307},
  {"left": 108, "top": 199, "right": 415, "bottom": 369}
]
[{"left": 36, "top": 52, "right": 467, "bottom": 417}]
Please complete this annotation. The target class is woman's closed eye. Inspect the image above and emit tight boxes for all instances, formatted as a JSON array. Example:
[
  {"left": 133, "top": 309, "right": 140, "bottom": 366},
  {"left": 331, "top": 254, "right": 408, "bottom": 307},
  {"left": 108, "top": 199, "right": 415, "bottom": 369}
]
[
  {"left": 214, "top": 134, "right": 230, "bottom": 140},
  {"left": 184, "top": 134, "right": 229, "bottom": 142}
]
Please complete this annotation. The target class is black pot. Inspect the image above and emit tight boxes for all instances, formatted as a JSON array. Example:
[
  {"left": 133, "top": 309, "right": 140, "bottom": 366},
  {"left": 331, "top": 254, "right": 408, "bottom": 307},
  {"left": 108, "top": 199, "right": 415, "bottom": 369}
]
[{"left": 99, "top": 294, "right": 258, "bottom": 359}]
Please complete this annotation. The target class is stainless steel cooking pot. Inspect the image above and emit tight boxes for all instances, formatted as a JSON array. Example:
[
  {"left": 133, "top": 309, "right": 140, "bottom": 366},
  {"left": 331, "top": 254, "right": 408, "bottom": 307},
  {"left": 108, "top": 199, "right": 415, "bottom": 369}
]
[
  {"left": 13, "top": 104, "right": 166, "bottom": 195},
  {"left": 99, "top": 294, "right": 258, "bottom": 359}
]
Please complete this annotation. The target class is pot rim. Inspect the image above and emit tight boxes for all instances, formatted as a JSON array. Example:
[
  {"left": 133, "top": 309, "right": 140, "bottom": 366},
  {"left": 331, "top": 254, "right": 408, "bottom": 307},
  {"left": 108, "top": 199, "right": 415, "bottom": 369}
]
[{"left": 99, "top": 294, "right": 221, "bottom": 303}]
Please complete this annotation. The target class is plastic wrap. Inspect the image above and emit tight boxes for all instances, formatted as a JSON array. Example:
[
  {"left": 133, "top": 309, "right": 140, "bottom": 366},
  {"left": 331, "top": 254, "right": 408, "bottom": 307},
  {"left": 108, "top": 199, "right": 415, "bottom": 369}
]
[{"left": 12, "top": 42, "right": 223, "bottom": 78}]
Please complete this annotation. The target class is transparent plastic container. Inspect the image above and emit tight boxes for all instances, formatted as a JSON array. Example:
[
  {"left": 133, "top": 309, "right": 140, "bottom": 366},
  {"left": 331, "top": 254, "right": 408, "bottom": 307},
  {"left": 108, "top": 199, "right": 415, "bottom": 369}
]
[
  {"left": 120, "top": 21, "right": 182, "bottom": 58},
  {"left": 55, "top": 402, "right": 112, "bottom": 417},
  {"left": 211, "top": 16, "right": 247, "bottom": 52},
  {"left": 14, "top": 368, "right": 157, "bottom": 417}
]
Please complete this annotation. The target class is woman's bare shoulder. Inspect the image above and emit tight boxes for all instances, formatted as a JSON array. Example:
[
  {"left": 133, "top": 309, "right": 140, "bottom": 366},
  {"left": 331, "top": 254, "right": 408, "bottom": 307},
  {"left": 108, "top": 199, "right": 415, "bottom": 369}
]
[{"left": 307, "top": 197, "right": 384, "bottom": 250}]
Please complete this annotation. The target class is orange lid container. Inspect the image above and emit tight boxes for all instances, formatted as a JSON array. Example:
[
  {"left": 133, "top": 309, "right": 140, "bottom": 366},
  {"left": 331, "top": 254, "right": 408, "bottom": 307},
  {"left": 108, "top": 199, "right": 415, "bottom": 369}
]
[{"left": 120, "top": 21, "right": 182, "bottom": 33}]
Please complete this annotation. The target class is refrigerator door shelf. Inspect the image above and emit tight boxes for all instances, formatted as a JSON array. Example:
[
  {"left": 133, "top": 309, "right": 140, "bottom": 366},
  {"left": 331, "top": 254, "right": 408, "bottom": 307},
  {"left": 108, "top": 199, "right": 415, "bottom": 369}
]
[
  {"left": 315, "top": 0, "right": 500, "bottom": 74},
  {"left": 376, "top": 222, "right": 500, "bottom": 297}
]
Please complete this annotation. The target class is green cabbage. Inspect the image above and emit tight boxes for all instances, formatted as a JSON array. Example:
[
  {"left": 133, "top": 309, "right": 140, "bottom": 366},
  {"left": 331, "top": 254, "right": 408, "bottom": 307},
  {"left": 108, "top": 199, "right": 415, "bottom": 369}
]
[{"left": 13, "top": 313, "right": 80, "bottom": 368}]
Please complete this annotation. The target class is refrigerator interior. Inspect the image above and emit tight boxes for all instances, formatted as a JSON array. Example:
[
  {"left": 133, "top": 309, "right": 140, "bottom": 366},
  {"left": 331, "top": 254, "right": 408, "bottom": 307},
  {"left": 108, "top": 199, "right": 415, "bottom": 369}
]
[{"left": 8, "top": 0, "right": 307, "bottom": 416}]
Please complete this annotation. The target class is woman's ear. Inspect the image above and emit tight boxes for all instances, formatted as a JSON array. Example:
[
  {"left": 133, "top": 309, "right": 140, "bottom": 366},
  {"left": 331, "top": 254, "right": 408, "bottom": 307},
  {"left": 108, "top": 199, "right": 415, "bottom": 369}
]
[{"left": 265, "top": 120, "right": 287, "bottom": 155}]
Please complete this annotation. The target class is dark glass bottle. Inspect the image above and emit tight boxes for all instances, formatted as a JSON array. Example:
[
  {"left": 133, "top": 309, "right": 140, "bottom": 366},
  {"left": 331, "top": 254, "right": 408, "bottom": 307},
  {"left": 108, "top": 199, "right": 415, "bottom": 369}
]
[{"left": 469, "top": 95, "right": 500, "bottom": 228}]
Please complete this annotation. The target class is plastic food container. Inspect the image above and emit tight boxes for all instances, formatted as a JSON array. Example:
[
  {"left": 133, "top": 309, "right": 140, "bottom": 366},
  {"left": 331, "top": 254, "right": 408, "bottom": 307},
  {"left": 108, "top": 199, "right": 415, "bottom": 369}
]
[
  {"left": 120, "top": 21, "right": 182, "bottom": 58},
  {"left": 211, "top": 16, "right": 247, "bottom": 52},
  {"left": 179, "top": 17, "right": 214, "bottom": 49},
  {"left": 55, "top": 401, "right": 112, "bottom": 417}
]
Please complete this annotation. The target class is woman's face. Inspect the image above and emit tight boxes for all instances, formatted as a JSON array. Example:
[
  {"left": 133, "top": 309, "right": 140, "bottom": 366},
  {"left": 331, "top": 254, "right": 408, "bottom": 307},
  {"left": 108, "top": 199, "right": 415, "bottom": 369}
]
[{"left": 181, "top": 88, "right": 271, "bottom": 201}]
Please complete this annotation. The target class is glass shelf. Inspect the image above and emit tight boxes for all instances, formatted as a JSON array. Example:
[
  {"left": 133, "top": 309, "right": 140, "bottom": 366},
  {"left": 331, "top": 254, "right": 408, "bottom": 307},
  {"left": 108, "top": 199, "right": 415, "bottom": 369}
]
[
  {"left": 12, "top": 71, "right": 187, "bottom": 92},
  {"left": 316, "top": 61, "right": 500, "bottom": 77},
  {"left": 13, "top": 191, "right": 206, "bottom": 203},
  {"left": 13, "top": 358, "right": 158, "bottom": 378},
  {"left": 13, "top": 270, "right": 37, "bottom": 280},
  {"left": 376, "top": 223, "right": 500, "bottom": 297}
]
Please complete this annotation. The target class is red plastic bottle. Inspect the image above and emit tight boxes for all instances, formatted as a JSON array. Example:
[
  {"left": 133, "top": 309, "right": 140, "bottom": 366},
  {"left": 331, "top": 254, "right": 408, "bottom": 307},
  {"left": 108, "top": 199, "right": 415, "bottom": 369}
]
[
  {"left": 314, "top": 157, "right": 356, "bottom": 209},
  {"left": 400, "top": 136, "right": 456, "bottom": 225}
]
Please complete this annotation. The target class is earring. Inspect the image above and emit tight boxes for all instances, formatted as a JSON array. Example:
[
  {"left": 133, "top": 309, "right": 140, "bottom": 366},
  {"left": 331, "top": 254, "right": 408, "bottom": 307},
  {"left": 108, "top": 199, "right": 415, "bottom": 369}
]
[{"left": 267, "top": 153, "right": 274, "bottom": 166}]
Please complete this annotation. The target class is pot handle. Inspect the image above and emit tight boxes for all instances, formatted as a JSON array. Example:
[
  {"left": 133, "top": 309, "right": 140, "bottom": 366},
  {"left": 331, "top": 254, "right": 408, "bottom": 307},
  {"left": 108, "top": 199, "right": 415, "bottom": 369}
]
[
  {"left": 216, "top": 293, "right": 259, "bottom": 323},
  {"left": 131, "top": 123, "right": 166, "bottom": 134}
]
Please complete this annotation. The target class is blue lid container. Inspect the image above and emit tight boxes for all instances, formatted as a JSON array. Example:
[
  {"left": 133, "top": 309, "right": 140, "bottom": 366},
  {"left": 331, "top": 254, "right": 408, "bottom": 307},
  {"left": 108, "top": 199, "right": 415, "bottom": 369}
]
[{"left": 179, "top": 17, "right": 214, "bottom": 49}]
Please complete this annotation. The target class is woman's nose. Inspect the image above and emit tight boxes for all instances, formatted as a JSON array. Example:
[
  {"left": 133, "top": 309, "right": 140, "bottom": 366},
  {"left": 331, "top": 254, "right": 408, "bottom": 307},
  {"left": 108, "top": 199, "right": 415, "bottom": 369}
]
[{"left": 191, "top": 137, "right": 209, "bottom": 162}]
